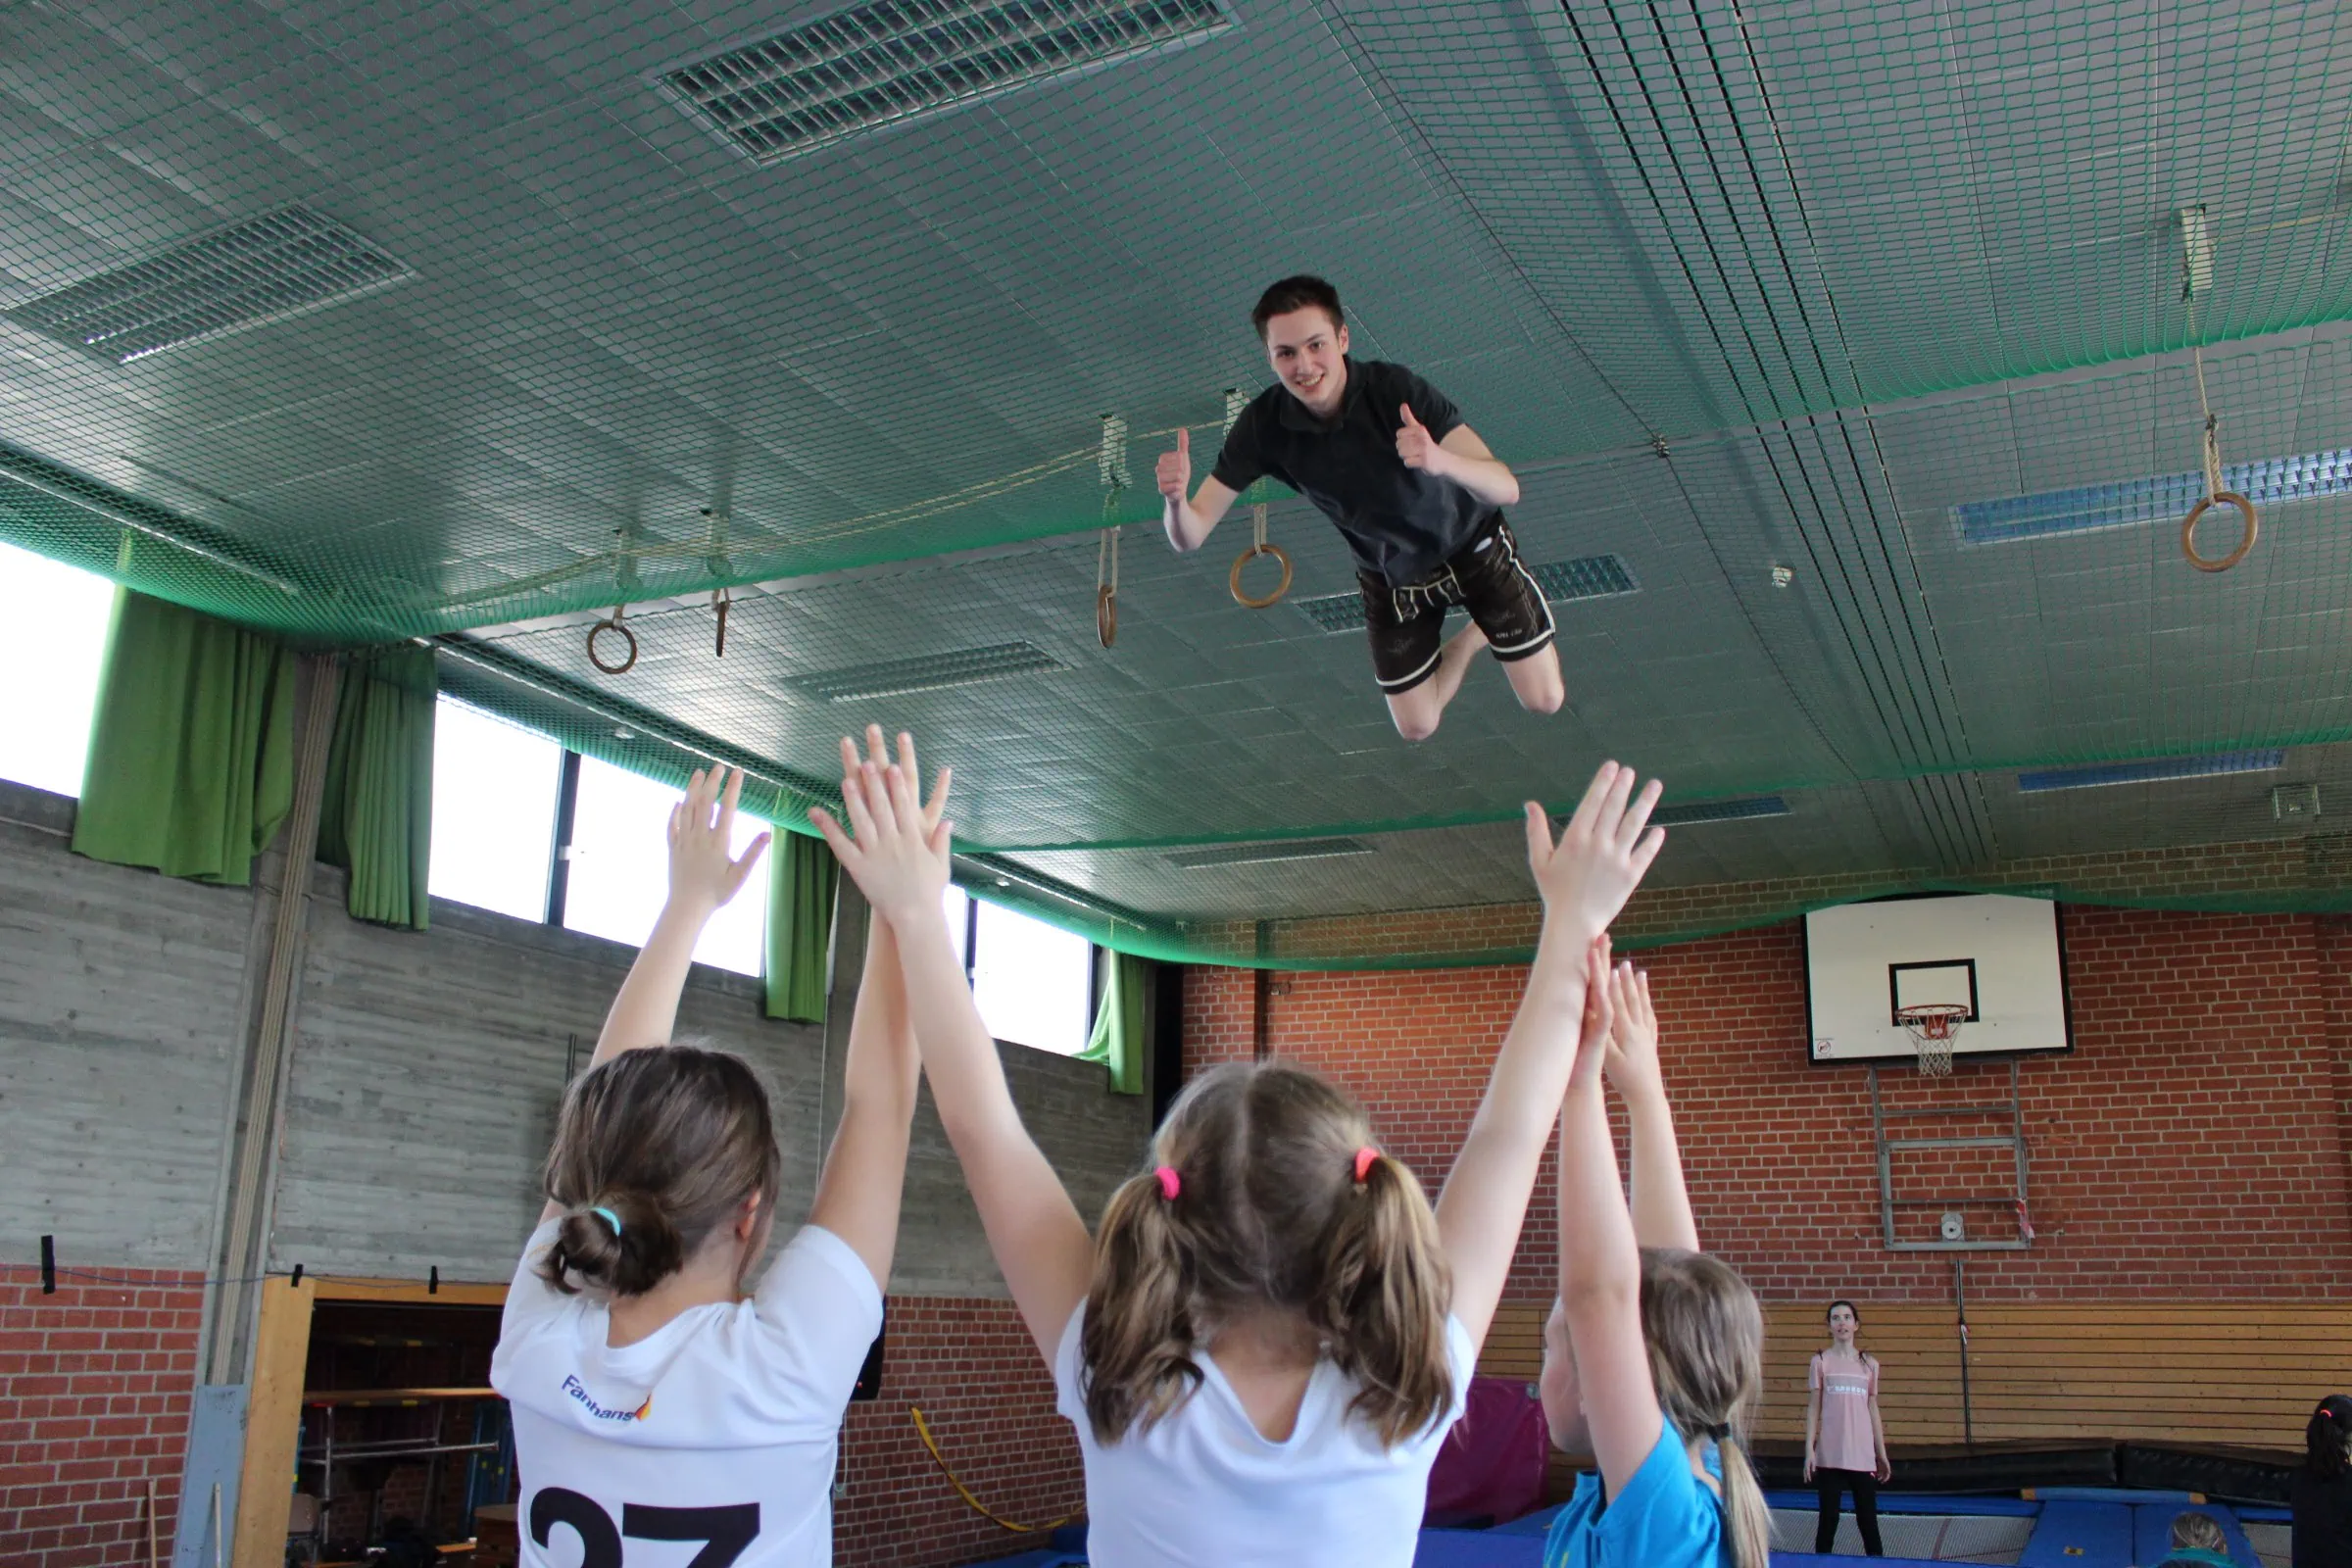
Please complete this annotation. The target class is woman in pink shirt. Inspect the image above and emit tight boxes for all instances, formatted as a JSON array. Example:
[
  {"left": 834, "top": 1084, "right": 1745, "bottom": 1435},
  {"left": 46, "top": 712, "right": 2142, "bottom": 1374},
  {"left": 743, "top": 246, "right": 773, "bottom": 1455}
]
[{"left": 1805, "top": 1299, "right": 1890, "bottom": 1555}]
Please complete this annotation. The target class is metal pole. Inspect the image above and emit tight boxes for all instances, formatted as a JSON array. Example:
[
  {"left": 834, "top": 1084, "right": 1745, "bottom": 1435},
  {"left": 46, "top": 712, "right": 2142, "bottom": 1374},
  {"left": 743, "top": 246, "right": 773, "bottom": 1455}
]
[
  {"left": 1953, "top": 1254, "right": 1973, "bottom": 1445},
  {"left": 1870, "top": 1067, "right": 1896, "bottom": 1247}
]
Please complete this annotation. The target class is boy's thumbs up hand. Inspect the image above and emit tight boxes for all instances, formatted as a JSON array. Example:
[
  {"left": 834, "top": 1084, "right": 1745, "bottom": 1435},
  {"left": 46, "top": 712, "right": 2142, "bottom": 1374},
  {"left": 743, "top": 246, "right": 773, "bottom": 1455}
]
[
  {"left": 1396, "top": 403, "right": 1440, "bottom": 471},
  {"left": 1157, "top": 426, "right": 1192, "bottom": 502}
]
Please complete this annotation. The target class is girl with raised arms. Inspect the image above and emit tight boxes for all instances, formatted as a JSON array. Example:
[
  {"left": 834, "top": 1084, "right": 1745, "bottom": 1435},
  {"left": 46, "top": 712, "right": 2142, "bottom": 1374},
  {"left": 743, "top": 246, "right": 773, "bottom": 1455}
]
[
  {"left": 1540, "top": 949, "right": 1771, "bottom": 1568},
  {"left": 811, "top": 729, "right": 1663, "bottom": 1567},
  {"left": 493, "top": 752, "right": 946, "bottom": 1568}
]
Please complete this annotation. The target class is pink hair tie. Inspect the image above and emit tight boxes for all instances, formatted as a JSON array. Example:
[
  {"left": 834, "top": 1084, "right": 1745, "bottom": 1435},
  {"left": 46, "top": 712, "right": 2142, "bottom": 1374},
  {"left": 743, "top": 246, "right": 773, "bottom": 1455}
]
[
  {"left": 1153, "top": 1165, "right": 1181, "bottom": 1200},
  {"left": 1353, "top": 1147, "right": 1380, "bottom": 1184}
]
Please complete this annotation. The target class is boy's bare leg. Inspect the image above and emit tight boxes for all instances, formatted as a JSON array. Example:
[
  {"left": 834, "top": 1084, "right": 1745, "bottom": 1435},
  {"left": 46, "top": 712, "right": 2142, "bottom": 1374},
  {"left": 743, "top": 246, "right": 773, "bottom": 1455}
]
[
  {"left": 1501, "top": 642, "right": 1565, "bottom": 715},
  {"left": 1385, "top": 619, "right": 1489, "bottom": 741}
]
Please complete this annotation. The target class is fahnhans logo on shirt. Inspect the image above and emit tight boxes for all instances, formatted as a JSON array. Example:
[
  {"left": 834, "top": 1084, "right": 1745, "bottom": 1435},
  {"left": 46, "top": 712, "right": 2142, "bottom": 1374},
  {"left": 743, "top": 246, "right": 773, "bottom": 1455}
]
[{"left": 563, "top": 1373, "right": 653, "bottom": 1423}]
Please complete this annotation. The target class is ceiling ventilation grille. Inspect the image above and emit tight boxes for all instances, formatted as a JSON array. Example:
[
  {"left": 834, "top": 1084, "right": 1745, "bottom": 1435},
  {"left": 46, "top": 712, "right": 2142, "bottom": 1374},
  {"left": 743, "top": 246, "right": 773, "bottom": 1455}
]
[
  {"left": 1293, "top": 553, "right": 1638, "bottom": 634},
  {"left": 3, "top": 207, "right": 411, "bottom": 365},
  {"left": 1164, "top": 837, "right": 1373, "bottom": 868},
  {"left": 661, "top": 0, "right": 1234, "bottom": 164},
  {"left": 788, "top": 641, "right": 1066, "bottom": 701}
]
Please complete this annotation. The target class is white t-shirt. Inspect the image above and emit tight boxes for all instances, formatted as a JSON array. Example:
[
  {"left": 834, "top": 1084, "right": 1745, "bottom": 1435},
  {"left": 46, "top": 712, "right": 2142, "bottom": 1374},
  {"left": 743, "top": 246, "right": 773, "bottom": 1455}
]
[
  {"left": 490, "top": 1219, "right": 883, "bottom": 1568},
  {"left": 1054, "top": 1301, "right": 1476, "bottom": 1567}
]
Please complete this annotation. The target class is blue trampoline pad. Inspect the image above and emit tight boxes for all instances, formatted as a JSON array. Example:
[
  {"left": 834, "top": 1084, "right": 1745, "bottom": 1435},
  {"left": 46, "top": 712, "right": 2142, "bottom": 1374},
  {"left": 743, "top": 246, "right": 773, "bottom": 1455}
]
[
  {"left": 1765, "top": 1490, "right": 2042, "bottom": 1517},
  {"left": 2019, "top": 1500, "right": 2133, "bottom": 1568},
  {"left": 1413, "top": 1528, "right": 1548, "bottom": 1566},
  {"left": 1492, "top": 1502, "right": 1565, "bottom": 1537}
]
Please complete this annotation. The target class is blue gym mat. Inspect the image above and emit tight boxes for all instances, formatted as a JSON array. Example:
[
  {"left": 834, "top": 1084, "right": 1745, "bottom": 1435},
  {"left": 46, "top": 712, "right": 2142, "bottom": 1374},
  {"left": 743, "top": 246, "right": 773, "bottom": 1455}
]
[
  {"left": 2018, "top": 1500, "right": 2135, "bottom": 1567},
  {"left": 1413, "top": 1529, "right": 1547, "bottom": 1566},
  {"left": 1765, "top": 1490, "right": 2043, "bottom": 1517},
  {"left": 955, "top": 1491, "right": 2282, "bottom": 1566}
]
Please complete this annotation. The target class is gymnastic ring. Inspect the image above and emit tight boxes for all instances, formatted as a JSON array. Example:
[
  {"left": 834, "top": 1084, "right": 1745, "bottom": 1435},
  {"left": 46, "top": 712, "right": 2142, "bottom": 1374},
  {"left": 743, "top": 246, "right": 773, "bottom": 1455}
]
[
  {"left": 1229, "top": 541, "right": 1294, "bottom": 609},
  {"left": 587, "top": 616, "right": 638, "bottom": 675},
  {"left": 2180, "top": 492, "right": 2257, "bottom": 573},
  {"left": 1097, "top": 585, "right": 1117, "bottom": 649}
]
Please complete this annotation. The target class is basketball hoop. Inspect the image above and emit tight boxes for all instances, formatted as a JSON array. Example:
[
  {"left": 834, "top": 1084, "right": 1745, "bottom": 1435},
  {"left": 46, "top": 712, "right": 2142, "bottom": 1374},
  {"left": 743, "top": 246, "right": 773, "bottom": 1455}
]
[{"left": 1895, "top": 1004, "right": 1969, "bottom": 1077}]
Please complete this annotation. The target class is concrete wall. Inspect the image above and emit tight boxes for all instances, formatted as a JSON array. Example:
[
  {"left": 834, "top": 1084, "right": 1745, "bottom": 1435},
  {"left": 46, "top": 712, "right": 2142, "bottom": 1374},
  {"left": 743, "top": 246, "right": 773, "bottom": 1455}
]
[
  {"left": 0, "top": 786, "right": 251, "bottom": 1271},
  {"left": 0, "top": 773, "right": 1151, "bottom": 1293}
]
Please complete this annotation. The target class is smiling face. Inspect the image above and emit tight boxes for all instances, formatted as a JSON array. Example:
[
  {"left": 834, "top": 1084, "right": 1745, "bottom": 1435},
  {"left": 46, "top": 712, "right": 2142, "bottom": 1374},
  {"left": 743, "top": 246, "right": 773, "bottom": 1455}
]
[
  {"left": 1261, "top": 306, "right": 1349, "bottom": 417},
  {"left": 1828, "top": 1301, "right": 1859, "bottom": 1345}
]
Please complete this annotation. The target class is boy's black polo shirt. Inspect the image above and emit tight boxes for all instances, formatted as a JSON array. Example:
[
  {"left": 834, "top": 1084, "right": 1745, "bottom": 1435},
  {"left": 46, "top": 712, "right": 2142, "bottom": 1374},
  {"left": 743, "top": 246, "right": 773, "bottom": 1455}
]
[{"left": 1209, "top": 357, "right": 1501, "bottom": 586}]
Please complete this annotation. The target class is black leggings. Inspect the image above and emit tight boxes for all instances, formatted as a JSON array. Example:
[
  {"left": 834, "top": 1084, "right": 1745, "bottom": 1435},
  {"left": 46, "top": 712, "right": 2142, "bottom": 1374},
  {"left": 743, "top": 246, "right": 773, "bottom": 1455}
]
[{"left": 1815, "top": 1467, "right": 1883, "bottom": 1555}]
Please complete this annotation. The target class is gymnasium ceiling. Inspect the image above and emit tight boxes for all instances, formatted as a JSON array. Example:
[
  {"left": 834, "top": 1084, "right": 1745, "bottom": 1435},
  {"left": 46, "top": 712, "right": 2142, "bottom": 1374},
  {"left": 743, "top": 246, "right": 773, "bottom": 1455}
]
[{"left": 5, "top": 0, "right": 2352, "bottom": 956}]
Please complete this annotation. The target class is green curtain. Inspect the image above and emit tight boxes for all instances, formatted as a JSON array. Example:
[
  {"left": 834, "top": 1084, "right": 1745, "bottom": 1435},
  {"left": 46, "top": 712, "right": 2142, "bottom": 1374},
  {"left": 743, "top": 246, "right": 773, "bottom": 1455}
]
[
  {"left": 72, "top": 589, "right": 296, "bottom": 886},
  {"left": 764, "top": 831, "right": 840, "bottom": 1023},
  {"left": 317, "top": 648, "right": 437, "bottom": 930},
  {"left": 1079, "top": 950, "right": 1149, "bottom": 1096}
]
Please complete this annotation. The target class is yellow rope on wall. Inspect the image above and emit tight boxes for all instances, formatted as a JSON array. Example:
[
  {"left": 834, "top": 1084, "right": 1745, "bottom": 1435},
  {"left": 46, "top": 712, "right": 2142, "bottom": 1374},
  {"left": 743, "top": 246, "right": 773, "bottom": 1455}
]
[{"left": 907, "top": 1405, "right": 1080, "bottom": 1534}]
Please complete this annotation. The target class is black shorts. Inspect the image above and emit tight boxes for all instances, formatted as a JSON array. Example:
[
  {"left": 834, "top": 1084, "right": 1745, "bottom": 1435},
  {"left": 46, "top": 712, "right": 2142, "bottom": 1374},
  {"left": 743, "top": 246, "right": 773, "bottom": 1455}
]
[{"left": 1360, "top": 515, "right": 1556, "bottom": 694}]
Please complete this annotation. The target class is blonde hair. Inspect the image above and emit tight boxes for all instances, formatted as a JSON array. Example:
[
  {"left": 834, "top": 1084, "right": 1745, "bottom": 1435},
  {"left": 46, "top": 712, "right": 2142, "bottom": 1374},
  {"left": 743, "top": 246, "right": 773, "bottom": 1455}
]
[
  {"left": 1081, "top": 1062, "right": 1453, "bottom": 1447},
  {"left": 1642, "top": 1249, "right": 1771, "bottom": 1568},
  {"left": 2170, "top": 1513, "right": 2226, "bottom": 1554}
]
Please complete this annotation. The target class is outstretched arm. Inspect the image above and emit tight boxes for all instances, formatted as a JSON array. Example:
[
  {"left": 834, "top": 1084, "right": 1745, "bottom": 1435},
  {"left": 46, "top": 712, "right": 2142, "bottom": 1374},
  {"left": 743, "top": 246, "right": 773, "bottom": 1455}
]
[
  {"left": 807, "top": 837, "right": 926, "bottom": 1291},
  {"left": 1157, "top": 426, "right": 1241, "bottom": 552},
  {"left": 1539, "top": 951, "right": 1614, "bottom": 1455},
  {"left": 1434, "top": 761, "right": 1663, "bottom": 1351},
  {"left": 1602, "top": 965, "right": 1699, "bottom": 1252},
  {"left": 1557, "top": 964, "right": 1663, "bottom": 1495},
  {"left": 811, "top": 731, "right": 1095, "bottom": 1364},
  {"left": 541, "top": 767, "right": 769, "bottom": 1225}
]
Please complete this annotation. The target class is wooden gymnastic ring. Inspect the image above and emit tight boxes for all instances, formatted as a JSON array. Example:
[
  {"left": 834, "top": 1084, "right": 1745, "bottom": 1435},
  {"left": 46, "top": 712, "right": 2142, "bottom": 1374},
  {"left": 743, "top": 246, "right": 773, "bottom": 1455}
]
[
  {"left": 1097, "top": 585, "right": 1117, "bottom": 649},
  {"left": 1229, "top": 541, "right": 1294, "bottom": 609},
  {"left": 587, "top": 617, "right": 638, "bottom": 675},
  {"left": 2180, "top": 492, "right": 2257, "bottom": 573}
]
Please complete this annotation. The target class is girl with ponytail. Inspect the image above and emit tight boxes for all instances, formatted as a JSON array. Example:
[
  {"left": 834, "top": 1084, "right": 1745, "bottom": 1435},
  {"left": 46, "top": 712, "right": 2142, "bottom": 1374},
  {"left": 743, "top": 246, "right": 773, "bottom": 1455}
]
[
  {"left": 2294, "top": 1395, "right": 2352, "bottom": 1568},
  {"left": 814, "top": 735, "right": 1664, "bottom": 1567},
  {"left": 1542, "top": 958, "right": 1770, "bottom": 1568},
  {"left": 493, "top": 747, "right": 945, "bottom": 1568}
]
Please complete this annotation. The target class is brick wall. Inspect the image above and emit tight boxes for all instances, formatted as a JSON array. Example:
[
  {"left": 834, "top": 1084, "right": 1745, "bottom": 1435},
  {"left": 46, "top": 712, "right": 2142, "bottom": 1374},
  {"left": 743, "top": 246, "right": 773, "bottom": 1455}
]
[
  {"left": 0, "top": 1266, "right": 203, "bottom": 1568},
  {"left": 1186, "top": 907, "right": 2352, "bottom": 1304},
  {"left": 835, "top": 1297, "right": 1083, "bottom": 1568}
]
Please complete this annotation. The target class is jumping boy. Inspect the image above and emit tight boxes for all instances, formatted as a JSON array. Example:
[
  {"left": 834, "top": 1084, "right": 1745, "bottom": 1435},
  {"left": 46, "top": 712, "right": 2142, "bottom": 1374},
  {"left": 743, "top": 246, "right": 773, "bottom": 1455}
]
[{"left": 1156, "top": 275, "right": 1564, "bottom": 741}]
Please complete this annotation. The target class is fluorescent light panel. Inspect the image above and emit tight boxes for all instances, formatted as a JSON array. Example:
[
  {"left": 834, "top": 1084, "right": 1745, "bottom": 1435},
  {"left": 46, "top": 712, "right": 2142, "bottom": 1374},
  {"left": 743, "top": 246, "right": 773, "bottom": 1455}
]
[
  {"left": 662, "top": 0, "right": 1233, "bottom": 164},
  {"left": 1164, "top": 837, "right": 1372, "bottom": 868},
  {"left": 1651, "top": 794, "right": 1789, "bottom": 826},
  {"left": 789, "top": 641, "right": 1064, "bottom": 702},
  {"left": 3, "top": 206, "right": 410, "bottom": 364},
  {"left": 1953, "top": 450, "right": 2352, "bottom": 545},
  {"left": 1293, "top": 553, "right": 1638, "bottom": 634},
  {"left": 2015, "top": 751, "right": 2284, "bottom": 793}
]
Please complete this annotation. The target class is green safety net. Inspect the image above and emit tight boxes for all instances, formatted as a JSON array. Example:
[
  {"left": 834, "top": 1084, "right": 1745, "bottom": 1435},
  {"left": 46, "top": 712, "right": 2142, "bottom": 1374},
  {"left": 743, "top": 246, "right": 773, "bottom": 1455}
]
[{"left": 7, "top": 2, "right": 2352, "bottom": 966}]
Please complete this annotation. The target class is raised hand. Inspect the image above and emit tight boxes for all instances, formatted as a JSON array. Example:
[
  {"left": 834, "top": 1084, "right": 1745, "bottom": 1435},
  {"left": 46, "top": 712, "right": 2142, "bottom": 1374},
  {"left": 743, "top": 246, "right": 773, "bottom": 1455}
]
[
  {"left": 1523, "top": 760, "right": 1665, "bottom": 940},
  {"left": 666, "top": 765, "right": 771, "bottom": 913},
  {"left": 1568, "top": 934, "right": 1614, "bottom": 1095},
  {"left": 808, "top": 726, "right": 954, "bottom": 926},
  {"left": 1157, "top": 426, "right": 1192, "bottom": 504},
  {"left": 1396, "top": 403, "right": 1441, "bottom": 472},
  {"left": 1601, "top": 962, "right": 1661, "bottom": 1103}
]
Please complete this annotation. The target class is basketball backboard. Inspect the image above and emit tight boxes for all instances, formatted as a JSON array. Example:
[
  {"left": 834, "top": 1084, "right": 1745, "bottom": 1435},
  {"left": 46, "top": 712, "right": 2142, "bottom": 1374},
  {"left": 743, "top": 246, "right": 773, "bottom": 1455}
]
[{"left": 1804, "top": 893, "right": 2073, "bottom": 1066}]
